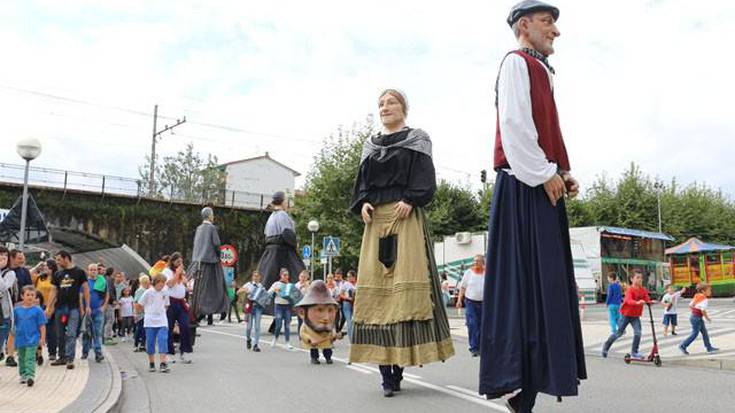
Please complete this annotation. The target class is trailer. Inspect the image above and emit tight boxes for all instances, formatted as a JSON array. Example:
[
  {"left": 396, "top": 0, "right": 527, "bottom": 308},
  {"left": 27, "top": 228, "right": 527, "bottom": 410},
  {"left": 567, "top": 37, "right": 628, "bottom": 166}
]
[
  {"left": 666, "top": 237, "right": 735, "bottom": 297},
  {"left": 569, "top": 226, "right": 674, "bottom": 300},
  {"left": 435, "top": 231, "right": 598, "bottom": 302}
]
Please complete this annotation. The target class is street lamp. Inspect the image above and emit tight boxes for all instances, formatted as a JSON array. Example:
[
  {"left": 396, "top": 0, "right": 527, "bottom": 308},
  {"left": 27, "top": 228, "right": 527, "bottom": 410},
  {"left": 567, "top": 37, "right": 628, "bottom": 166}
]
[
  {"left": 16, "top": 138, "right": 42, "bottom": 251},
  {"left": 307, "top": 219, "right": 320, "bottom": 280},
  {"left": 654, "top": 181, "right": 663, "bottom": 233}
]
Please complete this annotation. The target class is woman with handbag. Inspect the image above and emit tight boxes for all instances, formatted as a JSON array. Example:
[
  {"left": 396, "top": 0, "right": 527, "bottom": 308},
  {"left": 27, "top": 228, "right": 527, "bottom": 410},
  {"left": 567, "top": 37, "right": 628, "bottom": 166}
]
[
  {"left": 239, "top": 271, "right": 266, "bottom": 352},
  {"left": 349, "top": 89, "right": 454, "bottom": 397}
]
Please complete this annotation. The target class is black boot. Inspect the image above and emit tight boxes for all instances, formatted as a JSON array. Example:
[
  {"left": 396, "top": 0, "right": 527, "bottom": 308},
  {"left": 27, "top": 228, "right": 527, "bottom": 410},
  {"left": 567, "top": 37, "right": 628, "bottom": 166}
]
[{"left": 379, "top": 365, "right": 395, "bottom": 397}]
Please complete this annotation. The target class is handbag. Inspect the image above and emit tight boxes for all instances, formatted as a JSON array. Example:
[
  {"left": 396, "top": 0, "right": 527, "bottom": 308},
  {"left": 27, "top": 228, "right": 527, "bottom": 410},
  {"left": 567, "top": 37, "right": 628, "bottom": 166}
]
[{"left": 252, "top": 285, "right": 271, "bottom": 308}]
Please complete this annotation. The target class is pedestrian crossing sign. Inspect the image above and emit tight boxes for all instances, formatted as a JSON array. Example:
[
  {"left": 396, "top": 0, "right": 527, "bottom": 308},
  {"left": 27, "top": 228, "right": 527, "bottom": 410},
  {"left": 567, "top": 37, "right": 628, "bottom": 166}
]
[{"left": 323, "top": 236, "right": 341, "bottom": 257}]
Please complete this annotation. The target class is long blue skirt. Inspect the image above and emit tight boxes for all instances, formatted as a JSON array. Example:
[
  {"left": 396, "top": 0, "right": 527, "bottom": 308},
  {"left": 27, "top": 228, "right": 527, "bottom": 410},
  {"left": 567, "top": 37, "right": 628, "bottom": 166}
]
[{"left": 479, "top": 171, "right": 586, "bottom": 398}]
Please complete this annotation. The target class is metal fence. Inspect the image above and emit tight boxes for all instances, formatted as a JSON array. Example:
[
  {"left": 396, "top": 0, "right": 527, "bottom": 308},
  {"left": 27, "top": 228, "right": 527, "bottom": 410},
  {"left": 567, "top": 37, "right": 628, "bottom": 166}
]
[{"left": 0, "top": 162, "right": 285, "bottom": 210}]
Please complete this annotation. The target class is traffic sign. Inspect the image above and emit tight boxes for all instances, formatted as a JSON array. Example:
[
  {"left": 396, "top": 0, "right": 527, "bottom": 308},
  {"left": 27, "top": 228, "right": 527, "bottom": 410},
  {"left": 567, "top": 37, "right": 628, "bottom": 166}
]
[
  {"left": 302, "top": 245, "right": 312, "bottom": 259},
  {"left": 219, "top": 244, "right": 238, "bottom": 267},
  {"left": 303, "top": 258, "right": 311, "bottom": 267},
  {"left": 322, "top": 236, "right": 340, "bottom": 257}
]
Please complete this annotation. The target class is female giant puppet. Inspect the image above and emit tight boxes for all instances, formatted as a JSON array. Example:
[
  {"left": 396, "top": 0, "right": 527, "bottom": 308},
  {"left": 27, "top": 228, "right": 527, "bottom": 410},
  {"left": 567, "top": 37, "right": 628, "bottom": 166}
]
[{"left": 349, "top": 89, "right": 454, "bottom": 397}]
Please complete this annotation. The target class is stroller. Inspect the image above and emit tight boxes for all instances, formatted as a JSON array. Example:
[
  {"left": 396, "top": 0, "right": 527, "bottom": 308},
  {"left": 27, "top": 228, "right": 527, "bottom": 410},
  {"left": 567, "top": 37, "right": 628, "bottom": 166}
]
[{"left": 624, "top": 302, "right": 662, "bottom": 367}]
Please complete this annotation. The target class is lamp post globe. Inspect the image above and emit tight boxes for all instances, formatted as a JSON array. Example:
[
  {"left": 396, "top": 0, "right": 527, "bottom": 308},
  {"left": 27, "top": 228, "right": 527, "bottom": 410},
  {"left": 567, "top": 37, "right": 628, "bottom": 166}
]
[
  {"left": 16, "top": 138, "right": 42, "bottom": 161},
  {"left": 308, "top": 220, "right": 320, "bottom": 233}
]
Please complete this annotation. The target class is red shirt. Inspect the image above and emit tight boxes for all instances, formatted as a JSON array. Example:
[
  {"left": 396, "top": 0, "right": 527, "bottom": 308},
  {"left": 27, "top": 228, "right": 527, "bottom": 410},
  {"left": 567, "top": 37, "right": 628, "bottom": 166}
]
[{"left": 620, "top": 285, "right": 650, "bottom": 318}]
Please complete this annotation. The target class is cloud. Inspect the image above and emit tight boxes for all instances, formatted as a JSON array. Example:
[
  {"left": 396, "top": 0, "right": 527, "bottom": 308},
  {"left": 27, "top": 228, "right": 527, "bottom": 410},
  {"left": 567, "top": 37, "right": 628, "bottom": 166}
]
[{"left": 0, "top": 0, "right": 732, "bottom": 198}]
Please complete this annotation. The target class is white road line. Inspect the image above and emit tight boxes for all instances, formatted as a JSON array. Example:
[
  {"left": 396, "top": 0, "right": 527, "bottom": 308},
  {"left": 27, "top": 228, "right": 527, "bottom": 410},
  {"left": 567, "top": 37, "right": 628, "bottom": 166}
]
[
  {"left": 346, "top": 365, "right": 373, "bottom": 375},
  {"left": 202, "top": 328, "right": 507, "bottom": 410},
  {"left": 403, "top": 378, "right": 509, "bottom": 412},
  {"left": 446, "top": 385, "right": 483, "bottom": 398},
  {"left": 403, "top": 372, "right": 422, "bottom": 379},
  {"left": 717, "top": 309, "right": 735, "bottom": 317}
]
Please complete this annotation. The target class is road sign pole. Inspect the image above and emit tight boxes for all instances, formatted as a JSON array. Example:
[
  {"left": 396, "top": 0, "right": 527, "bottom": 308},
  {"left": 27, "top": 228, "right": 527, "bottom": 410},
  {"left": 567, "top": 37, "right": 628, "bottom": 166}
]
[
  {"left": 310, "top": 232, "right": 315, "bottom": 280},
  {"left": 328, "top": 256, "right": 332, "bottom": 276}
]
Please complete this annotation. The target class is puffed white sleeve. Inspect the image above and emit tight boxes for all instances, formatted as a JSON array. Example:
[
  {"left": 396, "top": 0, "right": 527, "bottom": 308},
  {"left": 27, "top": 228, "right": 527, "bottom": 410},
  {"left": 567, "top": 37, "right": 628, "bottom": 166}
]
[{"left": 497, "top": 54, "right": 558, "bottom": 187}]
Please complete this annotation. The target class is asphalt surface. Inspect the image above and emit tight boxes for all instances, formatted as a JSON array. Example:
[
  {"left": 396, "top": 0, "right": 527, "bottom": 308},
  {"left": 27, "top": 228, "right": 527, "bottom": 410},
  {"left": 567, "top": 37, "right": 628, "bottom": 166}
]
[{"left": 109, "top": 315, "right": 735, "bottom": 413}]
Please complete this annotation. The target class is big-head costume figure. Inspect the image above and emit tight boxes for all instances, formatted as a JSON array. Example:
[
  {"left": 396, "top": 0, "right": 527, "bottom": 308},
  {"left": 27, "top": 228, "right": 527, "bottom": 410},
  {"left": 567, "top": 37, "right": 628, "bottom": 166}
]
[
  {"left": 295, "top": 280, "right": 340, "bottom": 364},
  {"left": 479, "top": 1, "right": 586, "bottom": 412}
]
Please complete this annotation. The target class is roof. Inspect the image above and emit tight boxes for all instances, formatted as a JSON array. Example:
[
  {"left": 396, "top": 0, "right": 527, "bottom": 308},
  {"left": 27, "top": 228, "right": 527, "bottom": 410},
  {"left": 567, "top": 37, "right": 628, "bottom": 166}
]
[
  {"left": 598, "top": 226, "right": 674, "bottom": 242},
  {"left": 219, "top": 152, "right": 300, "bottom": 177},
  {"left": 665, "top": 237, "right": 735, "bottom": 255},
  {"left": 72, "top": 245, "right": 151, "bottom": 280}
]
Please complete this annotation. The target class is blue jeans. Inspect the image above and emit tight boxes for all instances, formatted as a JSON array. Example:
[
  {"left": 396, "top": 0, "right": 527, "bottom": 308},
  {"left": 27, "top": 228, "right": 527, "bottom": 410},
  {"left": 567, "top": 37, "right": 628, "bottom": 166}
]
[
  {"left": 82, "top": 308, "right": 104, "bottom": 355},
  {"left": 146, "top": 327, "right": 168, "bottom": 355},
  {"left": 607, "top": 304, "right": 621, "bottom": 334},
  {"left": 0, "top": 317, "right": 10, "bottom": 354},
  {"left": 273, "top": 304, "right": 291, "bottom": 342},
  {"left": 55, "top": 306, "right": 81, "bottom": 361},
  {"left": 246, "top": 306, "right": 264, "bottom": 346},
  {"left": 603, "top": 316, "right": 641, "bottom": 354},
  {"left": 167, "top": 300, "right": 192, "bottom": 355},
  {"left": 343, "top": 303, "right": 354, "bottom": 340},
  {"left": 465, "top": 298, "right": 483, "bottom": 353},
  {"left": 680, "top": 315, "right": 714, "bottom": 351}
]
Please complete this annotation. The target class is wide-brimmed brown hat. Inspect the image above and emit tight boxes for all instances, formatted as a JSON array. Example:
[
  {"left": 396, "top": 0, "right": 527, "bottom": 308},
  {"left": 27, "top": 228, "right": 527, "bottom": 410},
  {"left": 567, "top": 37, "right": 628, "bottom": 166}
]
[{"left": 295, "top": 280, "right": 338, "bottom": 307}]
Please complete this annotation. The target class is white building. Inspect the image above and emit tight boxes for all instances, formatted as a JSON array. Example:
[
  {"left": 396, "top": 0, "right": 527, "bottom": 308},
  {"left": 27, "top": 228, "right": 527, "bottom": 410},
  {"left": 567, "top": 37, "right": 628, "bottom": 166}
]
[{"left": 220, "top": 152, "right": 300, "bottom": 209}]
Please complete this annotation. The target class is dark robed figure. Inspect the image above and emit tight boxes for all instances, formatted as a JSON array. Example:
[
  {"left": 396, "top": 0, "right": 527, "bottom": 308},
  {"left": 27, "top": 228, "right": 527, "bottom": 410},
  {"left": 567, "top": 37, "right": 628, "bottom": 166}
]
[
  {"left": 257, "top": 192, "right": 305, "bottom": 291},
  {"left": 480, "top": 2, "right": 586, "bottom": 412},
  {"left": 188, "top": 207, "right": 229, "bottom": 318}
]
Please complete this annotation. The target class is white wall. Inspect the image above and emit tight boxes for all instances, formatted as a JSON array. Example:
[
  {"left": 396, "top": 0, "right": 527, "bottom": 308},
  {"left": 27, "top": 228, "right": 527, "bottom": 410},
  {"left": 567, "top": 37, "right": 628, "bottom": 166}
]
[{"left": 224, "top": 158, "right": 296, "bottom": 208}]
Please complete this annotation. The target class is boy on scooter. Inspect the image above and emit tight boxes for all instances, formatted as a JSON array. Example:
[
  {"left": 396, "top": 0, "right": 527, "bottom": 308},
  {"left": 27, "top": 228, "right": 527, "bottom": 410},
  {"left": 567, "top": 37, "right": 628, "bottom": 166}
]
[{"left": 602, "top": 269, "right": 650, "bottom": 359}]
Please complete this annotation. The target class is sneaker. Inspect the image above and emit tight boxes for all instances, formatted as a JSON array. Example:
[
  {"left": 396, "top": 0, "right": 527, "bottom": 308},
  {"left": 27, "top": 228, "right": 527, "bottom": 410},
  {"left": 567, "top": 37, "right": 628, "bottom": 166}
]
[
  {"left": 149, "top": 363, "right": 156, "bottom": 372},
  {"left": 179, "top": 354, "right": 192, "bottom": 364},
  {"left": 48, "top": 354, "right": 57, "bottom": 361},
  {"left": 707, "top": 347, "right": 720, "bottom": 353},
  {"left": 471, "top": 351, "right": 480, "bottom": 357},
  {"left": 631, "top": 352, "right": 643, "bottom": 359},
  {"left": 383, "top": 388, "right": 394, "bottom": 398},
  {"left": 0, "top": 352, "right": 4, "bottom": 362},
  {"left": 601, "top": 348, "right": 608, "bottom": 358},
  {"left": 246, "top": 339, "right": 252, "bottom": 350},
  {"left": 104, "top": 339, "right": 118, "bottom": 346},
  {"left": 287, "top": 344, "right": 294, "bottom": 351},
  {"left": 20, "top": 378, "right": 27, "bottom": 384},
  {"left": 95, "top": 353, "right": 105, "bottom": 363},
  {"left": 253, "top": 345, "right": 261, "bottom": 353},
  {"left": 26, "top": 378, "right": 34, "bottom": 387},
  {"left": 678, "top": 345, "right": 689, "bottom": 355},
  {"left": 81, "top": 353, "right": 89, "bottom": 360},
  {"left": 66, "top": 362, "right": 75, "bottom": 370},
  {"left": 5, "top": 356, "right": 17, "bottom": 367},
  {"left": 133, "top": 347, "right": 144, "bottom": 353},
  {"left": 270, "top": 338, "right": 277, "bottom": 348},
  {"left": 671, "top": 332, "right": 678, "bottom": 336},
  {"left": 159, "top": 362, "right": 170, "bottom": 373},
  {"left": 51, "top": 358, "right": 67, "bottom": 366},
  {"left": 311, "top": 358, "right": 321, "bottom": 365}
]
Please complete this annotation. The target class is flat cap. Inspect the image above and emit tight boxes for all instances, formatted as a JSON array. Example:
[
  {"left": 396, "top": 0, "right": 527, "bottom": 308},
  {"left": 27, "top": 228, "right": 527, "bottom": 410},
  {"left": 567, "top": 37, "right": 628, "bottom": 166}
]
[{"left": 507, "top": 0, "right": 559, "bottom": 27}]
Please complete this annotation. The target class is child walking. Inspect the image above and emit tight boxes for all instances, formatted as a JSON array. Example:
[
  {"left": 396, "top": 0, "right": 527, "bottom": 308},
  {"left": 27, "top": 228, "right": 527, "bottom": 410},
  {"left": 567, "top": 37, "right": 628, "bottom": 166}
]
[
  {"left": 118, "top": 287, "right": 134, "bottom": 340},
  {"left": 239, "top": 271, "right": 265, "bottom": 352},
  {"left": 133, "top": 275, "right": 150, "bottom": 352},
  {"left": 135, "top": 274, "right": 170, "bottom": 373},
  {"left": 605, "top": 273, "right": 623, "bottom": 334},
  {"left": 12, "top": 286, "right": 47, "bottom": 386},
  {"left": 661, "top": 284, "right": 684, "bottom": 336},
  {"left": 679, "top": 283, "right": 719, "bottom": 355},
  {"left": 602, "top": 269, "right": 650, "bottom": 359}
]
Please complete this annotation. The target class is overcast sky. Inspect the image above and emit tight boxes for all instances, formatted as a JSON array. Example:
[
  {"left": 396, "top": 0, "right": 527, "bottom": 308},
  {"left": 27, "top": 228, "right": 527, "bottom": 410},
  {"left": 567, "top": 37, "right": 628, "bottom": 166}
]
[{"left": 0, "top": 0, "right": 733, "bottom": 198}]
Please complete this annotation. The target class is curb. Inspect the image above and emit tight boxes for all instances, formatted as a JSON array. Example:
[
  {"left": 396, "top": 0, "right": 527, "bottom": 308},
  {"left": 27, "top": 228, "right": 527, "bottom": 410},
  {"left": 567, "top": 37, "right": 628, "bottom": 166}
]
[
  {"left": 94, "top": 347, "right": 123, "bottom": 413},
  {"left": 665, "top": 357, "right": 735, "bottom": 372}
]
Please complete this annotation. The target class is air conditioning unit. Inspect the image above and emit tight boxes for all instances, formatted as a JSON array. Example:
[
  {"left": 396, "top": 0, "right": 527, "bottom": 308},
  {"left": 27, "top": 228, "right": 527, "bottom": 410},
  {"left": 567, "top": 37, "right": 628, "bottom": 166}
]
[{"left": 455, "top": 232, "right": 472, "bottom": 245}]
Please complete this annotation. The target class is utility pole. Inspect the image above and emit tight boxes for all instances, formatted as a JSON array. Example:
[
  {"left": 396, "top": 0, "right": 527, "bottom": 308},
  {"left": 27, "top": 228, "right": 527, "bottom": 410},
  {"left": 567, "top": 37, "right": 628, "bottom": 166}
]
[{"left": 149, "top": 104, "right": 186, "bottom": 195}]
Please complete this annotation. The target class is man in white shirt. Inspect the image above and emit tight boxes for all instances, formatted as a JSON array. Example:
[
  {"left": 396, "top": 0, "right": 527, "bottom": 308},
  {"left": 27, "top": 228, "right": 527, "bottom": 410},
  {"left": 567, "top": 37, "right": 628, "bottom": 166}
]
[{"left": 456, "top": 255, "right": 485, "bottom": 357}]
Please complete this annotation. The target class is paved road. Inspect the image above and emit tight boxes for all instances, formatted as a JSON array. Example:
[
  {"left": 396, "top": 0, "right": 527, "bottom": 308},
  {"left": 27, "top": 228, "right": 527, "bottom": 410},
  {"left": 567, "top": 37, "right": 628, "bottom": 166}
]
[{"left": 111, "top": 319, "right": 735, "bottom": 413}]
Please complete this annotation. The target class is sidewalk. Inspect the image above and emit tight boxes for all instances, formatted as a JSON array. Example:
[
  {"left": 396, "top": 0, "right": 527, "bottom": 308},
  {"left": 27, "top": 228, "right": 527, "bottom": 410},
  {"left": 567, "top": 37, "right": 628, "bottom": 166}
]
[
  {"left": 448, "top": 312, "right": 735, "bottom": 371},
  {"left": 0, "top": 343, "right": 121, "bottom": 413}
]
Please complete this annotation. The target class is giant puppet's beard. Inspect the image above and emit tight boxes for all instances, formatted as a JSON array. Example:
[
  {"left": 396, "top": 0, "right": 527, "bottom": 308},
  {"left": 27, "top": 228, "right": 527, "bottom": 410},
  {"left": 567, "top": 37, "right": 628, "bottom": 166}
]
[{"left": 303, "top": 308, "right": 335, "bottom": 333}]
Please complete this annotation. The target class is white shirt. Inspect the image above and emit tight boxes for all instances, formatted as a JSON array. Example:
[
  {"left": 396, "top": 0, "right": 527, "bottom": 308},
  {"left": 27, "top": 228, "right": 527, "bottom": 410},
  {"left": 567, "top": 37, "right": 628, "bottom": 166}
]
[
  {"left": 139, "top": 288, "right": 170, "bottom": 328},
  {"left": 119, "top": 296, "right": 134, "bottom": 317},
  {"left": 163, "top": 268, "right": 186, "bottom": 299},
  {"left": 497, "top": 53, "right": 559, "bottom": 187},
  {"left": 661, "top": 290, "right": 683, "bottom": 315},
  {"left": 460, "top": 268, "right": 485, "bottom": 302}
]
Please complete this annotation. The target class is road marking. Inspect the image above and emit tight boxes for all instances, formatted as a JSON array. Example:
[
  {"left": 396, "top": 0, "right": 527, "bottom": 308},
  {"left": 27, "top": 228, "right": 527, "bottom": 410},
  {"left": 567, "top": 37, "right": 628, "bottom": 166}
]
[
  {"left": 346, "top": 365, "right": 373, "bottom": 375},
  {"left": 446, "top": 385, "right": 482, "bottom": 398},
  {"left": 403, "top": 378, "right": 509, "bottom": 412},
  {"left": 717, "top": 309, "right": 735, "bottom": 317},
  {"left": 201, "top": 328, "right": 508, "bottom": 410}
]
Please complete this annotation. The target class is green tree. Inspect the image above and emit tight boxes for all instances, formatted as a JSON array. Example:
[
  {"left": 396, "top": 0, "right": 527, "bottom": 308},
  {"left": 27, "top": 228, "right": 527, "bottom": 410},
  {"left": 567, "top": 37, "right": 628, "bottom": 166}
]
[
  {"left": 138, "top": 143, "right": 226, "bottom": 204},
  {"left": 425, "top": 181, "right": 486, "bottom": 240}
]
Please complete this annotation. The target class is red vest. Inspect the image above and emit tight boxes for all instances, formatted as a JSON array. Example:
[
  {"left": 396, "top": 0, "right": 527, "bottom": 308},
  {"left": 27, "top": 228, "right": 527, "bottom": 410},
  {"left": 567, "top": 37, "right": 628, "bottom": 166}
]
[{"left": 494, "top": 50, "right": 571, "bottom": 172}]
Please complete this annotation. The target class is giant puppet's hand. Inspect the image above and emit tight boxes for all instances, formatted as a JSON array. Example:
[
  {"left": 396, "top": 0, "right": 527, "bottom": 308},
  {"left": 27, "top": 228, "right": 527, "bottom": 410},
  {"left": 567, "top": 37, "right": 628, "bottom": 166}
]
[
  {"left": 543, "top": 174, "right": 566, "bottom": 207},
  {"left": 361, "top": 202, "right": 374, "bottom": 225},
  {"left": 394, "top": 201, "right": 413, "bottom": 219},
  {"left": 562, "top": 172, "right": 580, "bottom": 198}
]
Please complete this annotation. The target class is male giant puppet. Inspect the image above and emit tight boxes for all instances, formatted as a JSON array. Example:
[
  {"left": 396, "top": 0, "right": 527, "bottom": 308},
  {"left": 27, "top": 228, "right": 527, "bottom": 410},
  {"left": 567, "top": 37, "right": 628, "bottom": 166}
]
[
  {"left": 258, "top": 191, "right": 305, "bottom": 291},
  {"left": 479, "top": 2, "right": 586, "bottom": 412},
  {"left": 189, "top": 207, "right": 229, "bottom": 320}
]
